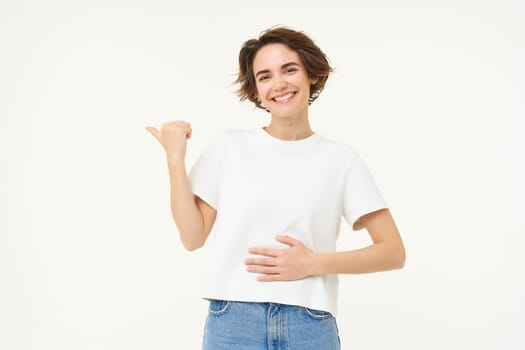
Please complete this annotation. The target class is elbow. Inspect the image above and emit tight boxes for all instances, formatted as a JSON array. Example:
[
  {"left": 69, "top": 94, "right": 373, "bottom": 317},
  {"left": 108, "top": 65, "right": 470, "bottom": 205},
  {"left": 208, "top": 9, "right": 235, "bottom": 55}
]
[
  {"left": 393, "top": 246, "right": 406, "bottom": 270},
  {"left": 382, "top": 241, "right": 405, "bottom": 270},
  {"left": 395, "top": 256, "right": 405, "bottom": 270},
  {"left": 181, "top": 235, "right": 205, "bottom": 252},
  {"left": 182, "top": 239, "right": 204, "bottom": 252},
  {"left": 184, "top": 243, "right": 203, "bottom": 252}
]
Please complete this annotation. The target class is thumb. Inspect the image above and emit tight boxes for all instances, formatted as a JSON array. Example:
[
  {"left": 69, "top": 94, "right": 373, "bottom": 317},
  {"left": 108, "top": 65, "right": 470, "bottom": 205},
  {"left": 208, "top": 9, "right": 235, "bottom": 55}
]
[
  {"left": 275, "top": 235, "right": 300, "bottom": 247},
  {"left": 145, "top": 126, "right": 161, "bottom": 142}
]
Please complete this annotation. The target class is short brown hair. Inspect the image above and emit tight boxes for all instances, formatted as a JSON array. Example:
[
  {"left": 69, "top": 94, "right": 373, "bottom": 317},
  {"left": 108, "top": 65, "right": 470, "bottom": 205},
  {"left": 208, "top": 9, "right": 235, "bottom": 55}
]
[{"left": 236, "top": 26, "right": 333, "bottom": 110}]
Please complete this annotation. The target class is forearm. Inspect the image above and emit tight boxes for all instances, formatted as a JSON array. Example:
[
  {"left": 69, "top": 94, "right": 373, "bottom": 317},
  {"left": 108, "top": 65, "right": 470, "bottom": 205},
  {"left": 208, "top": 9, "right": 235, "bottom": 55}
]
[
  {"left": 312, "top": 242, "right": 405, "bottom": 275},
  {"left": 167, "top": 160, "right": 205, "bottom": 250}
]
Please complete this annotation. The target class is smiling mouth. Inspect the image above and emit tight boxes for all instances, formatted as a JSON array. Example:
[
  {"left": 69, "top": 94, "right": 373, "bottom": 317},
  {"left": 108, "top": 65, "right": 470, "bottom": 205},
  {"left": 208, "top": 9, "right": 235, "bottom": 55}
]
[{"left": 272, "top": 92, "right": 296, "bottom": 103}]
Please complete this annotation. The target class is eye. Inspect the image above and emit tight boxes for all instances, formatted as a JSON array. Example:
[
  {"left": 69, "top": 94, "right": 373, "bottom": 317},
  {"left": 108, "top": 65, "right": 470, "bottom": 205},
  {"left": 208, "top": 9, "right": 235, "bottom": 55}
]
[
  {"left": 286, "top": 67, "right": 298, "bottom": 74},
  {"left": 258, "top": 75, "right": 270, "bottom": 82}
]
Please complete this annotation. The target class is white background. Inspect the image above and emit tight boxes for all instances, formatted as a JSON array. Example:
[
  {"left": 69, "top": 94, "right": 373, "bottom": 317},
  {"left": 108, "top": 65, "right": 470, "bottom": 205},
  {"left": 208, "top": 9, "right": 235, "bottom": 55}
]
[{"left": 1, "top": 0, "right": 523, "bottom": 349}]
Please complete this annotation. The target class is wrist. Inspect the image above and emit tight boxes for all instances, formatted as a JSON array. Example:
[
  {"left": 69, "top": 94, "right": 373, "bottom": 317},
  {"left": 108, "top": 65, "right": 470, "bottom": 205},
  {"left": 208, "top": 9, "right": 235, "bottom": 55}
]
[
  {"left": 166, "top": 156, "right": 185, "bottom": 169},
  {"left": 309, "top": 252, "right": 325, "bottom": 276}
]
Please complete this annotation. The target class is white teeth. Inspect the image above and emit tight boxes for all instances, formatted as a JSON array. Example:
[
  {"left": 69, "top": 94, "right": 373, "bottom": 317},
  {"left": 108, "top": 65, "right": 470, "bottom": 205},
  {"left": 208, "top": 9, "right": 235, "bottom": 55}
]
[{"left": 274, "top": 92, "right": 294, "bottom": 102}]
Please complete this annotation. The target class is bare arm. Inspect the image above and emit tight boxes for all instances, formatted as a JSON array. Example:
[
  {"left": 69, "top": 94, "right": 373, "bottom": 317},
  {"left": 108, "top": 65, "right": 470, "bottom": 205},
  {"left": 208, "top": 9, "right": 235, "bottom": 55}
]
[
  {"left": 167, "top": 161, "right": 216, "bottom": 251},
  {"left": 312, "top": 209, "right": 405, "bottom": 275},
  {"left": 245, "top": 209, "right": 405, "bottom": 281},
  {"left": 147, "top": 121, "right": 216, "bottom": 251}
]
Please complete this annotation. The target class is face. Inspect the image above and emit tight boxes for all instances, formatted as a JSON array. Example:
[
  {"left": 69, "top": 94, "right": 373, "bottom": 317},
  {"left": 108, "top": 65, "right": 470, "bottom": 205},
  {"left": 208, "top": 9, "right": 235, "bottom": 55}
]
[{"left": 252, "top": 43, "right": 316, "bottom": 118}]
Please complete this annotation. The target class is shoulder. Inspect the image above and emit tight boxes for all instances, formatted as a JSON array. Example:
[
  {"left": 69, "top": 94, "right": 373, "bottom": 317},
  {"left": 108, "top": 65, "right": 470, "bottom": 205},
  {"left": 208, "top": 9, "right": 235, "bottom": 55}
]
[
  {"left": 214, "top": 128, "right": 253, "bottom": 139},
  {"left": 212, "top": 128, "right": 259, "bottom": 146},
  {"left": 316, "top": 134, "right": 360, "bottom": 163},
  {"left": 203, "top": 129, "right": 243, "bottom": 146}
]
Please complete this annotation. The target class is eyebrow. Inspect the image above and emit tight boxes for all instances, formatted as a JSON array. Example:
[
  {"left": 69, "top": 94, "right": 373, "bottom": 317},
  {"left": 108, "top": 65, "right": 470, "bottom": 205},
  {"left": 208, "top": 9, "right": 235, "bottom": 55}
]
[{"left": 255, "top": 61, "right": 300, "bottom": 78}]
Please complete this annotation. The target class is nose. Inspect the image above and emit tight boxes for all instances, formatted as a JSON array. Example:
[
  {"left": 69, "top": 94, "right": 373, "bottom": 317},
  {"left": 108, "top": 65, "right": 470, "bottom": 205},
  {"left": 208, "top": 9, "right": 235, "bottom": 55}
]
[{"left": 273, "top": 75, "right": 287, "bottom": 91}]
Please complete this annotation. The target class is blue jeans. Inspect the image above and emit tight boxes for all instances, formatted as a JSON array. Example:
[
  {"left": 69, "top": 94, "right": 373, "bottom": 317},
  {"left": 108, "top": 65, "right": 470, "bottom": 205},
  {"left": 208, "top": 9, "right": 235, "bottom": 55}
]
[{"left": 202, "top": 300, "right": 341, "bottom": 350}]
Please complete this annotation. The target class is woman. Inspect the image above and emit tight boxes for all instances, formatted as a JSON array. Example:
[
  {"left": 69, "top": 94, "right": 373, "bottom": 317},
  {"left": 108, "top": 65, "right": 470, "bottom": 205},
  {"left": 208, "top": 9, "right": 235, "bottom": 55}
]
[{"left": 147, "top": 27, "right": 405, "bottom": 350}]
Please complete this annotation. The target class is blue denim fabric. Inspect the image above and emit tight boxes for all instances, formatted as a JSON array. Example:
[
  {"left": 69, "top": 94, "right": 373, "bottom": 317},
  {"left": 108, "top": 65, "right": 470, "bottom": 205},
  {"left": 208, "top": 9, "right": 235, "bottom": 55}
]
[{"left": 202, "top": 300, "right": 341, "bottom": 350}]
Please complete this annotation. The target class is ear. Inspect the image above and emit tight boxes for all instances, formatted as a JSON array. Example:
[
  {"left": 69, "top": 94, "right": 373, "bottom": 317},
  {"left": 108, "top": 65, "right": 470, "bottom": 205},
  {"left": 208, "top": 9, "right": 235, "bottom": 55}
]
[{"left": 310, "top": 77, "right": 319, "bottom": 85}]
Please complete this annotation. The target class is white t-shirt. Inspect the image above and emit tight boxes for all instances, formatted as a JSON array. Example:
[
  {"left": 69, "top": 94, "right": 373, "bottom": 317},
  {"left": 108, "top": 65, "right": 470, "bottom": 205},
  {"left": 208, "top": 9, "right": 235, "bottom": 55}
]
[{"left": 188, "top": 127, "right": 387, "bottom": 316}]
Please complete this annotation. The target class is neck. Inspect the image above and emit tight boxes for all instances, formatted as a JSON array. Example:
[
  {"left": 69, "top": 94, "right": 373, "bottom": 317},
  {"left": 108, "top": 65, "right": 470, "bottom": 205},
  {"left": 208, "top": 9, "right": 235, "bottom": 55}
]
[{"left": 264, "top": 109, "right": 313, "bottom": 141}]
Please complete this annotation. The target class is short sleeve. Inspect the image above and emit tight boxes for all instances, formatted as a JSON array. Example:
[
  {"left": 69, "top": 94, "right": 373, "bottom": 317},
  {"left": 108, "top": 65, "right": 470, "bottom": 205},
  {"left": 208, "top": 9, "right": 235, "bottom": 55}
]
[
  {"left": 188, "top": 131, "right": 225, "bottom": 210},
  {"left": 342, "top": 152, "right": 388, "bottom": 230}
]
